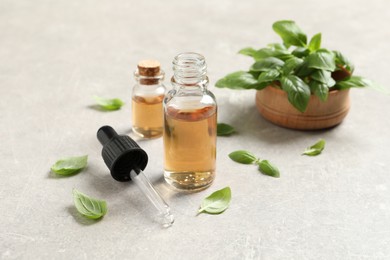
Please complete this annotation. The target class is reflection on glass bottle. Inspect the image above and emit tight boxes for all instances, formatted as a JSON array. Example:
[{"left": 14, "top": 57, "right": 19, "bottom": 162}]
[{"left": 163, "top": 53, "right": 217, "bottom": 191}]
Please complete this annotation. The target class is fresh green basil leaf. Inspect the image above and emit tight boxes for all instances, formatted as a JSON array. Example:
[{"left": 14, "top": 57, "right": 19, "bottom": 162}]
[
  {"left": 257, "top": 81, "right": 273, "bottom": 90},
  {"left": 333, "top": 50, "right": 354, "bottom": 73},
  {"left": 308, "top": 33, "right": 322, "bottom": 52},
  {"left": 215, "top": 71, "right": 263, "bottom": 90},
  {"left": 198, "top": 187, "right": 231, "bottom": 215},
  {"left": 250, "top": 57, "right": 284, "bottom": 72},
  {"left": 248, "top": 70, "right": 261, "bottom": 80},
  {"left": 267, "top": 43, "right": 287, "bottom": 50},
  {"left": 316, "top": 48, "right": 333, "bottom": 54},
  {"left": 311, "top": 70, "right": 336, "bottom": 87},
  {"left": 306, "top": 51, "right": 336, "bottom": 71},
  {"left": 282, "top": 57, "right": 304, "bottom": 75},
  {"left": 280, "top": 75, "right": 311, "bottom": 112},
  {"left": 292, "top": 47, "right": 310, "bottom": 58},
  {"left": 253, "top": 48, "right": 292, "bottom": 61},
  {"left": 93, "top": 96, "right": 124, "bottom": 111},
  {"left": 51, "top": 155, "right": 88, "bottom": 176},
  {"left": 229, "top": 150, "right": 257, "bottom": 164},
  {"left": 217, "top": 123, "right": 235, "bottom": 136},
  {"left": 238, "top": 47, "right": 257, "bottom": 57},
  {"left": 258, "top": 69, "right": 280, "bottom": 83},
  {"left": 258, "top": 160, "right": 280, "bottom": 178},
  {"left": 302, "top": 139, "right": 325, "bottom": 156},
  {"left": 335, "top": 76, "right": 372, "bottom": 90},
  {"left": 72, "top": 189, "right": 107, "bottom": 219},
  {"left": 309, "top": 80, "right": 329, "bottom": 101},
  {"left": 295, "top": 60, "right": 314, "bottom": 77},
  {"left": 272, "top": 20, "right": 307, "bottom": 47}
]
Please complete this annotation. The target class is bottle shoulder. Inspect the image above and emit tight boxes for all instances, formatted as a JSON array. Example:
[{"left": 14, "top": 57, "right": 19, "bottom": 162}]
[
  {"left": 164, "top": 88, "right": 217, "bottom": 110},
  {"left": 133, "top": 83, "right": 166, "bottom": 97}
]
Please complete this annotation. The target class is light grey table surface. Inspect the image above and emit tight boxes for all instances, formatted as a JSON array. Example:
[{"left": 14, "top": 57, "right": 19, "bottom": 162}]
[{"left": 1, "top": 0, "right": 390, "bottom": 259}]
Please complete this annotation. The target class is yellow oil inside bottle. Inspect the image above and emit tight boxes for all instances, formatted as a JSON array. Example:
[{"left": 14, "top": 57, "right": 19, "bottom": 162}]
[
  {"left": 132, "top": 94, "right": 164, "bottom": 138},
  {"left": 163, "top": 105, "right": 217, "bottom": 191}
]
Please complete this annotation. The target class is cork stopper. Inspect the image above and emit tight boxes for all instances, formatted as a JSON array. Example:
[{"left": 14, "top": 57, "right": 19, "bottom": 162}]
[
  {"left": 136, "top": 60, "right": 162, "bottom": 85},
  {"left": 138, "top": 60, "right": 160, "bottom": 76}
]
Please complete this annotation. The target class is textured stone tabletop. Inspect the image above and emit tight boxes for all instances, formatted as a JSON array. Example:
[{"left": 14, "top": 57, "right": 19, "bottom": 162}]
[{"left": 1, "top": 0, "right": 390, "bottom": 259}]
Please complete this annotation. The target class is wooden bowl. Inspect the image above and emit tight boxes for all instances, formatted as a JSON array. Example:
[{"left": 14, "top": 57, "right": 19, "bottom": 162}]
[{"left": 255, "top": 86, "right": 350, "bottom": 130}]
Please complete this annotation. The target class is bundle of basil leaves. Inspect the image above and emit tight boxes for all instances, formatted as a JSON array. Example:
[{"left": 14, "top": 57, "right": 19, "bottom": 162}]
[{"left": 216, "top": 20, "right": 373, "bottom": 112}]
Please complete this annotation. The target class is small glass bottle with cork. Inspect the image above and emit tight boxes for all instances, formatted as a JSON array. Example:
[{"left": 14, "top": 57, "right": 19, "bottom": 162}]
[{"left": 132, "top": 60, "right": 166, "bottom": 138}]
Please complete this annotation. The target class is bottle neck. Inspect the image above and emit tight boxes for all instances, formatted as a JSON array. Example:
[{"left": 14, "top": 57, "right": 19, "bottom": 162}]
[
  {"left": 171, "top": 52, "right": 208, "bottom": 88},
  {"left": 134, "top": 69, "right": 165, "bottom": 85}
]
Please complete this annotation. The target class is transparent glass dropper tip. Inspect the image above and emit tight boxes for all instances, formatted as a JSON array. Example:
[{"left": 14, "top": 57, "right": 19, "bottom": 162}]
[{"left": 130, "top": 170, "right": 174, "bottom": 227}]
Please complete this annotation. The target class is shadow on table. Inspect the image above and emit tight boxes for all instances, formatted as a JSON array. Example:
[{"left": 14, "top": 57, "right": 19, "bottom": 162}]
[
  {"left": 87, "top": 105, "right": 115, "bottom": 112},
  {"left": 225, "top": 103, "right": 339, "bottom": 144},
  {"left": 46, "top": 169, "right": 85, "bottom": 179}
]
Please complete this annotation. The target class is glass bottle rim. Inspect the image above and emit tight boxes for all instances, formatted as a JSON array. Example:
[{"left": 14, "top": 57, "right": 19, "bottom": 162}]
[{"left": 172, "top": 52, "right": 207, "bottom": 85}]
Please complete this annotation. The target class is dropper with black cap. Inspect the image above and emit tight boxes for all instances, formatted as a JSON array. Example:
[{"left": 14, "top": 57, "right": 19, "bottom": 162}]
[{"left": 97, "top": 125, "right": 174, "bottom": 227}]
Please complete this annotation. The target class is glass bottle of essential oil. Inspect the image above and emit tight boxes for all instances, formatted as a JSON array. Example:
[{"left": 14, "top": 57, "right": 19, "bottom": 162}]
[
  {"left": 132, "top": 60, "right": 166, "bottom": 138},
  {"left": 163, "top": 52, "right": 217, "bottom": 191}
]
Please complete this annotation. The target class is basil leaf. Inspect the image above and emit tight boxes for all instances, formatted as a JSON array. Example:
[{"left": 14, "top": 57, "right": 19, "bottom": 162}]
[
  {"left": 217, "top": 123, "right": 235, "bottom": 136},
  {"left": 250, "top": 57, "right": 284, "bottom": 72},
  {"left": 198, "top": 187, "right": 231, "bottom": 215},
  {"left": 253, "top": 48, "right": 292, "bottom": 61},
  {"left": 72, "top": 189, "right": 107, "bottom": 219},
  {"left": 295, "top": 60, "right": 314, "bottom": 77},
  {"left": 309, "top": 80, "right": 329, "bottom": 101},
  {"left": 302, "top": 139, "right": 325, "bottom": 156},
  {"left": 308, "top": 33, "right": 322, "bottom": 52},
  {"left": 215, "top": 71, "right": 264, "bottom": 90},
  {"left": 267, "top": 43, "right": 287, "bottom": 50},
  {"left": 258, "top": 69, "right": 280, "bottom": 83},
  {"left": 93, "top": 96, "right": 124, "bottom": 111},
  {"left": 258, "top": 160, "right": 280, "bottom": 178},
  {"left": 333, "top": 50, "right": 354, "bottom": 73},
  {"left": 272, "top": 20, "right": 307, "bottom": 47},
  {"left": 311, "top": 70, "right": 336, "bottom": 87},
  {"left": 335, "top": 76, "right": 372, "bottom": 90},
  {"left": 282, "top": 57, "right": 304, "bottom": 75},
  {"left": 292, "top": 47, "right": 310, "bottom": 58},
  {"left": 306, "top": 51, "right": 336, "bottom": 71},
  {"left": 280, "top": 75, "right": 311, "bottom": 112},
  {"left": 51, "top": 155, "right": 88, "bottom": 176},
  {"left": 238, "top": 47, "right": 257, "bottom": 57},
  {"left": 229, "top": 150, "right": 257, "bottom": 164}
]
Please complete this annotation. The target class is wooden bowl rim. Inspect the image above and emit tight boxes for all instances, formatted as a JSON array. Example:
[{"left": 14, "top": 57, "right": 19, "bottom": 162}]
[{"left": 260, "top": 85, "right": 349, "bottom": 97}]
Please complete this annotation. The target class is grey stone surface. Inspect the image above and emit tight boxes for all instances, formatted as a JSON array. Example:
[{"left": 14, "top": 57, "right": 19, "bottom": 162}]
[{"left": 1, "top": 0, "right": 390, "bottom": 259}]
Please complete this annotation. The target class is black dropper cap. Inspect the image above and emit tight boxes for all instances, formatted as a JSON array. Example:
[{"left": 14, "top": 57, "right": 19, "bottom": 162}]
[{"left": 97, "top": 125, "right": 148, "bottom": 182}]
